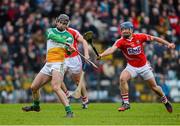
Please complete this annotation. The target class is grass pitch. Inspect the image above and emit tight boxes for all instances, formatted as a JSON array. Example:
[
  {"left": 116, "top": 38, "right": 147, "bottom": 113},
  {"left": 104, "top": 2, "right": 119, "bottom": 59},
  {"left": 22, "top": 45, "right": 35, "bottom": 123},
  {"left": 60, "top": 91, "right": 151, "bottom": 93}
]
[{"left": 0, "top": 103, "right": 179, "bottom": 125}]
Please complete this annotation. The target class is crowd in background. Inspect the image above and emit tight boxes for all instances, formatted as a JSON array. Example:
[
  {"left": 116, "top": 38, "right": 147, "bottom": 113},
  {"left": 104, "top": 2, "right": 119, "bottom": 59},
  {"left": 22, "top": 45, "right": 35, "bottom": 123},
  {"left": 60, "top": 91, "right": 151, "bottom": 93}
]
[{"left": 0, "top": 0, "right": 179, "bottom": 103}]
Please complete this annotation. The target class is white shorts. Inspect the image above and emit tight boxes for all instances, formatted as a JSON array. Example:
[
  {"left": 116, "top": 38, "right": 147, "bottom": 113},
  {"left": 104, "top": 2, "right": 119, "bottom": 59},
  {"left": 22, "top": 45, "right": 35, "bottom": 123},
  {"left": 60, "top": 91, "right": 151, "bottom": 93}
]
[
  {"left": 64, "top": 55, "right": 82, "bottom": 74},
  {"left": 40, "top": 62, "right": 65, "bottom": 76},
  {"left": 125, "top": 63, "right": 154, "bottom": 80}
]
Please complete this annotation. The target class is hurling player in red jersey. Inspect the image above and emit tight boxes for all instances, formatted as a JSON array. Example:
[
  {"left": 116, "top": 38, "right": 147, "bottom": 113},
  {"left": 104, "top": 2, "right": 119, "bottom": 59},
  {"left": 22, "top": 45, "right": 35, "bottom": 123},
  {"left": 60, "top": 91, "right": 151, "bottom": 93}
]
[
  {"left": 57, "top": 14, "right": 90, "bottom": 109},
  {"left": 98, "top": 21, "right": 175, "bottom": 113}
]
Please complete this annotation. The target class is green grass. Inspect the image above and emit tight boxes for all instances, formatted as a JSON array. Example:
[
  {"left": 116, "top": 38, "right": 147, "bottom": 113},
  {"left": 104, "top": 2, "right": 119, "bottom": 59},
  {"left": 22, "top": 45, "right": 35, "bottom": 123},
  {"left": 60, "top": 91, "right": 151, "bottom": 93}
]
[{"left": 0, "top": 103, "right": 179, "bottom": 125}]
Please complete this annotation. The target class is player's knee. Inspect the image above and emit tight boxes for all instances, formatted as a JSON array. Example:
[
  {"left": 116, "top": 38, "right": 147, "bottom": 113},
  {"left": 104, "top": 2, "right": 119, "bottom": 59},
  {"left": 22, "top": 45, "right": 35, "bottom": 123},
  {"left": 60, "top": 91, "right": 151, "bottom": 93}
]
[
  {"left": 52, "top": 86, "right": 60, "bottom": 92},
  {"left": 51, "top": 82, "right": 60, "bottom": 92},
  {"left": 31, "top": 85, "right": 38, "bottom": 92}
]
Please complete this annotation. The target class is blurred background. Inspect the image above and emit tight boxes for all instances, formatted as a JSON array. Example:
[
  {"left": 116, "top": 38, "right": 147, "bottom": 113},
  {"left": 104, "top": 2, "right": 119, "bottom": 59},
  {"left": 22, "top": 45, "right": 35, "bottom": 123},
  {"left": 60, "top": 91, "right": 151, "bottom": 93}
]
[{"left": 0, "top": 0, "right": 179, "bottom": 103}]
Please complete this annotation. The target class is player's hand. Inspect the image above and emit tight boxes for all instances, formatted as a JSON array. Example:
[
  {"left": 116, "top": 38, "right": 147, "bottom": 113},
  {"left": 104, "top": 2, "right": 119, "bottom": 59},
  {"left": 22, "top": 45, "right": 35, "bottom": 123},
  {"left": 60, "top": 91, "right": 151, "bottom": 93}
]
[
  {"left": 96, "top": 55, "right": 102, "bottom": 60},
  {"left": 66, "top": 43, "right": 76, "bottom": 52},
  {"left": 168, "top": 43, "right": 175, "bottom": 49}
]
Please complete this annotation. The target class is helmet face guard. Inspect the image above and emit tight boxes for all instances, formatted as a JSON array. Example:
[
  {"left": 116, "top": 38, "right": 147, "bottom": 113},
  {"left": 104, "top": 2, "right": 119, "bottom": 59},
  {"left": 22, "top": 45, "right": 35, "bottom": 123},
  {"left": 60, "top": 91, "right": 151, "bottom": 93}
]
[{"left": 56, "top": 14, "right": 70, "bottom": 26}]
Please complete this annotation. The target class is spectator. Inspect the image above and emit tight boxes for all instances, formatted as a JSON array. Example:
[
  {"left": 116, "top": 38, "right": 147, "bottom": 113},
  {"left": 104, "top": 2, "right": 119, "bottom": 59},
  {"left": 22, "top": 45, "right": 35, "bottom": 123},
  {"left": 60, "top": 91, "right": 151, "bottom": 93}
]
[{"left": 0, "top": 0, "right": 179, "bottom": 103}]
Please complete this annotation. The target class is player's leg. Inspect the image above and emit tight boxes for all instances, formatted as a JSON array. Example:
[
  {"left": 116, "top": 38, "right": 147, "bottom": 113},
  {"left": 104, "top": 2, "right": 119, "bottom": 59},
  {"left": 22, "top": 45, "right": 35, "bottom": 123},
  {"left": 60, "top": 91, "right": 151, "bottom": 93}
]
[
  {"left": 139, "top": 63, "right": 172, "bottom": 113},
  {"left": 22, "top": 72, "right": 51, "bottom": 112},
  {"left": 61, "top": 82, "right": 71, "bottom": 98},
  {"left": 61, "top": 61, "right": 71, "bottom": 98},
  {"left": 146, "top": 78, "right": 164, "bottom": 96},
  {"left": 118, "top": 69, "right": 132, "bottom": 111},
  {"left": 72, "top": 71, "right": 89, "bottom": 109},
  {"left": 51, "top": 70, "right": 73, "bottom": 117},
  {"left": 145, "top": 77, "right": 173, "bottom": 113},
  {"left": 72, "top": 72, "right": 89, "bottom": 109},
  {"left": 66, "top": 55, "right": 89, "bottom": 108},
  {"left": 79, "top": 72, "right": 88, "bottom": 99}
]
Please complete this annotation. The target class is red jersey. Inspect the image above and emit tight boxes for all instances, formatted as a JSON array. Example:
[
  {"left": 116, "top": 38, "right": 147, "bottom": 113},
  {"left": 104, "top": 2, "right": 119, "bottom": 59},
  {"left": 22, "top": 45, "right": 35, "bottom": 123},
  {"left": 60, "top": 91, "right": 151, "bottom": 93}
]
[
  {"left": 114, "top": 33, "right": 152, "bottom": 67},
  {"left": 65, "top": 28, "right": 80, "bottom": 58}
]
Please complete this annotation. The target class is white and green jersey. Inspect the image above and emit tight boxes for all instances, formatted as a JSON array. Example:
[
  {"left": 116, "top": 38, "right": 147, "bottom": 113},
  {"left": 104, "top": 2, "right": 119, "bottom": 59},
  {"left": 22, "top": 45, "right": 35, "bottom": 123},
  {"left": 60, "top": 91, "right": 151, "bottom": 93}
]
[{"left": 45, "top": 28, "right": 74, "bottom": 62}]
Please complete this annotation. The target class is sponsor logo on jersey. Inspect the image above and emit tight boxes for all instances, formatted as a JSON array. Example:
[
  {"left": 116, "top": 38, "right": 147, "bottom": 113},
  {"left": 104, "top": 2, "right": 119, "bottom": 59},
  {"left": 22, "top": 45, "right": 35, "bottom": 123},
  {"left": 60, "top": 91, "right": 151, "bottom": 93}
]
[{"left": 127, "top": 46, "right": 141, "bottom": 55}]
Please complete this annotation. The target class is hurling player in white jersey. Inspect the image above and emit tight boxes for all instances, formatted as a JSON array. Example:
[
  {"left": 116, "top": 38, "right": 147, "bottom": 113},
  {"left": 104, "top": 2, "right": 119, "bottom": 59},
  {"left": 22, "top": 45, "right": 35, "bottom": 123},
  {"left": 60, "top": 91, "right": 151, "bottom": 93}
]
[{"left": 98, "top": 21, "right": 175, "bottom": 113}]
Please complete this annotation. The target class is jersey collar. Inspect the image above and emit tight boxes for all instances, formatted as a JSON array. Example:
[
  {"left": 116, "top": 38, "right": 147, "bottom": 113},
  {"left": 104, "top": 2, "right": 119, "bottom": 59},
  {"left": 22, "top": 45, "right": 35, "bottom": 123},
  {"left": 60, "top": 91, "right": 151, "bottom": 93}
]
[
  {"left": 124, "top": 33, "right": 134, "bottom": 41},
  {"left": 55, "top": 28, "right": 66, "bottom": 33}
]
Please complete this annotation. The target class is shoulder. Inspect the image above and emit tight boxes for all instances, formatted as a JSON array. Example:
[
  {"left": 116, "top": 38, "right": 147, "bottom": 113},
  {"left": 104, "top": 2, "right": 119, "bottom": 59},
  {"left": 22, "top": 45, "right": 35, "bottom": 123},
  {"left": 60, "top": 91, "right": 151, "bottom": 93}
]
[
  {"left": 115, "top": 37, "right": 124, "bottom": 44},
  {"left": 47, "top": 27, "right": 55, "bottom": 31},
  {"left": 46, "top": 28, "right": 55, "bottom": 34},
  {"left": 67, "top": 28, "right": 80, "bottom": 34},
  {"left": 67, "top": 28, "right": 80, "bottom": 39},
  {"left": 134, "top": 33, "right": 152, "bottom": 41},
  {"left": 45, "top": 28, "right": 55, "bottom": 38},
  {"left": 133, "top": 33, "right": 146, "bottom": 39},
  {"left": 114, "top": 37, "right": 124, "bottom": 47},
  {"left": 134, "top": 33, "right": 148, "bottom": 37},
  {"left": 46, "top": 28, "right": 51, "bottom": 32}
]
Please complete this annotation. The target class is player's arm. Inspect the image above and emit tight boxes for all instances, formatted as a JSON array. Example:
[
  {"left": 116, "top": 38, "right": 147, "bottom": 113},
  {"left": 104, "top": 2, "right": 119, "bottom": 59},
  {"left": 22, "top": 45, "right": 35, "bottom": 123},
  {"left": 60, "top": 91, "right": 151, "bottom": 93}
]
[
  {"left": 98, "top": 45, "right": 118, "bottom": 59},
  {"left": 77, "top": 34, "right": 90, "bottom": 59},
  {"left": 46, "top": 30, "right": 75, "bottom": 52},
  {"left": 149, "top": 36, "right": 175, "bottom": 49}
]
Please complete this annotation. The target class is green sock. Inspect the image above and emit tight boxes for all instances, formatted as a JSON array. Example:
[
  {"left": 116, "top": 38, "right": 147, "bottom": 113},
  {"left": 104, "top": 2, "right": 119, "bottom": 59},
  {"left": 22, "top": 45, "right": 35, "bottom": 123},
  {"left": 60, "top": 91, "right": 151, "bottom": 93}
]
[
  {"left": 65, "top": 106, "right": 72, "bottom": 113},
  {"left": 33, "top": 100, "right": 40, "bottom": 107}
]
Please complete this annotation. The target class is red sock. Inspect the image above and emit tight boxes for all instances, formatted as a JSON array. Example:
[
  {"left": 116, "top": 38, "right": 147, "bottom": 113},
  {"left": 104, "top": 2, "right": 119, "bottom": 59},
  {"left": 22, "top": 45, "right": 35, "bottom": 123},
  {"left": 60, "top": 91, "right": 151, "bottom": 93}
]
[
  {"left": 121, "top": 93, "right": 129, "bottom": 104},
  {"left": 82, "top": 96, "right": 88, "bottom": 104}
]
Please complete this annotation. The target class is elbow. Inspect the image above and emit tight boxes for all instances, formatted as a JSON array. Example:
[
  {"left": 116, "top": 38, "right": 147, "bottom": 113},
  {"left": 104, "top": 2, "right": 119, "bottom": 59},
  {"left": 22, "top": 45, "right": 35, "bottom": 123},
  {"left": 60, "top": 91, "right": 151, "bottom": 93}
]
[
  {"left": 153, "top": 37, "right": 158, "bottom": 41},
  {"left": 109, "top": 48, "right": 115, "bottom": 54}
]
